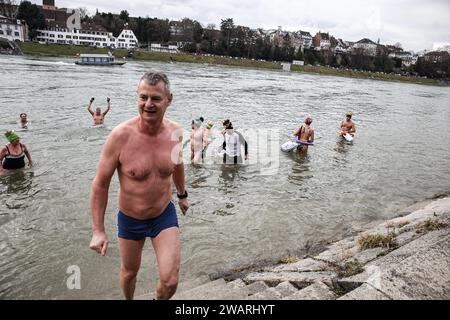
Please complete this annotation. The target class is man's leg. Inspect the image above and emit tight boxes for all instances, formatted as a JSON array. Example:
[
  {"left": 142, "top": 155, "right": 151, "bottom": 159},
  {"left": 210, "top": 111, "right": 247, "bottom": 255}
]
[
  {"left": 118, "top": 238, "right": 145, "bottom": 300},
  {"left": 151, "top": 227, "right": 180, "bottom": 300}
]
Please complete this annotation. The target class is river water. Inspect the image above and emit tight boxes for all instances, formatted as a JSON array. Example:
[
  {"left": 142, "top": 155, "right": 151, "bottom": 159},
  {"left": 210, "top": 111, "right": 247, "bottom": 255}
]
[{"left": 0, "top": 55, "right": 449, "bottom": 299}]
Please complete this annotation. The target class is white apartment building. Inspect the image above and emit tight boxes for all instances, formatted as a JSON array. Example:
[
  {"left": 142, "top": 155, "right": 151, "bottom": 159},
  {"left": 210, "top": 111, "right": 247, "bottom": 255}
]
[
  {"left": 37, "top": 28, "right": 116, "bottom": 48},
  {"left": 36, "top": 27, "right": 138, "bottom": 49},
  {"left": 0, "top": 15, "right": 26, "bottom": 42}
]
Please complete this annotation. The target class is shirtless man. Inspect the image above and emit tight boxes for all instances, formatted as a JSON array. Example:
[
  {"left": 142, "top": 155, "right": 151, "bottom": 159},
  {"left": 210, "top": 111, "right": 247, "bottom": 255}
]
[
  {"left": 339, "top": 111, "right": 356, "bottom": 137},
  {"left": 89, "top": 71, "right": 190, "bottom": 300},
  {"left": 87, "top": 97, "right": 111, "bottom": 125},
  {"left": 293, "top": 115, "right": 315, "bottom": 153}
]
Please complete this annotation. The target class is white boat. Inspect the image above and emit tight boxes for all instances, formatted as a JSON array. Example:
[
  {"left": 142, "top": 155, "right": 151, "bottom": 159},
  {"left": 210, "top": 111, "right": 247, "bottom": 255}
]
[{"left": 75, "top": 53, "right": 126, "bottom": 66}]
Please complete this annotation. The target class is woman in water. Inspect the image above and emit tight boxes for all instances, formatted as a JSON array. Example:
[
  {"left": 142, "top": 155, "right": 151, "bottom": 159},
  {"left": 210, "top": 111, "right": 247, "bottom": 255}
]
[{"left": 0, "top": 131, "right": 33, "bottom": 174}]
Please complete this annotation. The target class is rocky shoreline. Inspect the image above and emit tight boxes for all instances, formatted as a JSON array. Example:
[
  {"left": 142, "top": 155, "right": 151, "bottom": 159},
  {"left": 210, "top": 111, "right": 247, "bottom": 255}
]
[{"left": 136, "top": 195, "right": 450, "bottom": 300}]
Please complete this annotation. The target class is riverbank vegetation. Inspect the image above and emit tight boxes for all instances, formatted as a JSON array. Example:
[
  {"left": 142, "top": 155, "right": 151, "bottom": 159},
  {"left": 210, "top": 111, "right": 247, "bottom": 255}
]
[{"left": 357, "top": 233, "right": 397, "bottom": 250}]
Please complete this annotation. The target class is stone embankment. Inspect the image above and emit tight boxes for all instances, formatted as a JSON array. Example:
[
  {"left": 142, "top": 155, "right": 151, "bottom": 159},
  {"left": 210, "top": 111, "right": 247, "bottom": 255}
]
[{"left": 138, "top": 197, "right": 450, "bottom": 300}]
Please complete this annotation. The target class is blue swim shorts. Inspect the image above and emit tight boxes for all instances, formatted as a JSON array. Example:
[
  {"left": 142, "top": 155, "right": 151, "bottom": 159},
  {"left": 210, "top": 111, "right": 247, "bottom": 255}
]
[{"left": 117, "top": 201, "right": 179, "bottom": 240}]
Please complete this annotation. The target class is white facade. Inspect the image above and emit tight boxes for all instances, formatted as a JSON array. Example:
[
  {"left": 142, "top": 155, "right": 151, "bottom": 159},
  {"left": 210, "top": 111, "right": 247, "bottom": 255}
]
[
  {"left": 292, "top": 60, "right": 305, "bottom": 66},
  {"left": 299, "top": 32, "right": 313, "bottom": 49},
  {"left": 150, "top": 43, "right": 178, "bottom": 54},
  {"left": 0, "top": 16, "right": 26, "bottom": 42},
  {"left": 115, "top": 29, "right": 138, "bottom": 49},
  {"left": 37, "top": 28, "right": 116, "bottom": 48},
  {"left": 389, "top": 51, "right": 416, "bottom": 67},
  {"left": 36, "top": 28, "right": 138, "bottom": 49},
  {"left": 352, "top": 39, "right": 378, "bottom": 56}
]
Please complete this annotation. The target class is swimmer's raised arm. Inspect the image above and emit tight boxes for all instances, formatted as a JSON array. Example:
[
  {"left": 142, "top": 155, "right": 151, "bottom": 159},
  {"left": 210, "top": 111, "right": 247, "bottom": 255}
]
[{"left": 87, "top": 97, "right": 95, "bottom": 116}]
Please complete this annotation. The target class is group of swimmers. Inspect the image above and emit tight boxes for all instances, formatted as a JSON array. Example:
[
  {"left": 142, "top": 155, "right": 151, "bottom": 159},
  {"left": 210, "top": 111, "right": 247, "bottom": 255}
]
[
  {"left": 190, "top": 117, "right": 248, "bottom": 165},
  {"left": 189, "top": 111, "right": 356, "bottom": 161},
  {"left": 291, "top": 111, "right": 356, "bottom": 152},
  {"left": 1, "top": 95, "right": 356, "bottom": 175},
  {"left": 0, "top": 97, "right": 112, "bottom": 174}
]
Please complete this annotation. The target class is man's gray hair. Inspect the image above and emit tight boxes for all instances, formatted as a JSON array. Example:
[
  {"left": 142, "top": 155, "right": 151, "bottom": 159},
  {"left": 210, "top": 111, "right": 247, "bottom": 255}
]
[{"left": 139, "top": 70, "right": 171, "bottom": 94}]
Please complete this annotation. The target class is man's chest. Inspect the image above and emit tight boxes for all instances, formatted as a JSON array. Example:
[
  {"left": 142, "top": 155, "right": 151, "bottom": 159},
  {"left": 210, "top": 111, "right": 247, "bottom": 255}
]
[{"left": 119, "top": 141, "right": 178, "bottom": 180}]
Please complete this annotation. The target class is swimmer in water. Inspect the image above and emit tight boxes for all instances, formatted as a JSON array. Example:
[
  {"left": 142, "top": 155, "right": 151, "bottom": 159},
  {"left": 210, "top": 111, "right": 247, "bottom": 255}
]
[
  {"left": 87, "top": 97, "right": 111, "bottom": 125},
  {"left": 18, "top": 113, "right": 29, "bottom": 129}
]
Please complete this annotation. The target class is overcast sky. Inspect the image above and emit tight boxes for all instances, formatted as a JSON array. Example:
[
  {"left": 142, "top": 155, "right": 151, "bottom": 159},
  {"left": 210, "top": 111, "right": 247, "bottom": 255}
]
[{"left": 30, "top": 0, "right": 449, "bottom": 52}]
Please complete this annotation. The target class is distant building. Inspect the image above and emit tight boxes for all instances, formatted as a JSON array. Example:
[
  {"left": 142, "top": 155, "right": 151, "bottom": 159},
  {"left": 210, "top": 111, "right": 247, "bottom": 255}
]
[
  {"left": 313, "top": 32, "right": 331, "bottom": 50},
  {"left": 169, "top": 21, "right": 184, "bottom": 36},
  {"left": 352, "top": 38, "right": 378, "bottom": 56},
  {"left": 333, "top": 39, "right": 350, "bottom": 54},
  {"left": 36, "top": 26, "right": 116, "bottom": 48},
  {"left": 423, "top": 51, "right": 450, "bottom": 63},
  {"left": 299, "top": 31, "right": 313, "bottom": 49},
  {"left": 385, "top": 44, "right": 403, "bottom": 54},
  {"left": 0, "top": 15, "right": 27, "bottom": 42},
  {"left": 37, "top": 25, "right": 138, "bottom": 49},
  {"left": 150, "top": 43, "right": 178, "bottom": 54},
  {"left": 389, "top": 51, "right": 416, "bottom": 67},
  {"left": 42, "top": 0, "right": 56, "bottom": 10},
  {"left": 270, "top": 26, "right": 288, "bottom": 47},
  {"left": 291, "top": 30, "right": 313, "bottom": 51},
  {"left": 116, "top": 25, "right": 138, "bottom": 49},
  {"left": 292, "top": 60, "right": 304, "bottom": 66},
  {"left": 36, "top": 0, "right": 137, "bottom": 49}
]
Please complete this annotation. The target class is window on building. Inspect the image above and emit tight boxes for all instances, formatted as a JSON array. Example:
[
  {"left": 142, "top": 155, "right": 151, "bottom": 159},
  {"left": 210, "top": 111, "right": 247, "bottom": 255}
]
[
  {"left": 58, "top": 35, "right": 63, "bottom": 38},
  {"left": 50, "top": 34, "right": 55, "bottom": 38},
  {"left": 0, "top": 30, "right": 3, "bottom": 35},
  {"left": 15, "top": 32, "right": 19, "bottom": 37}
]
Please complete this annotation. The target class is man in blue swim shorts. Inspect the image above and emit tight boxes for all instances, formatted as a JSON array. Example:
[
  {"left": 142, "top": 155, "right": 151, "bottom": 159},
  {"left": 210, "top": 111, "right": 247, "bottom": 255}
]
[{"left": 89, "top": 71, "right": 190, "bottom": 300}]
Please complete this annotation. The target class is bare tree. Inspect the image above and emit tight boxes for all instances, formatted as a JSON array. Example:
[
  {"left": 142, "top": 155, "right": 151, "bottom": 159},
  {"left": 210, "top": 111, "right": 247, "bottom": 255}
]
[{"left": 0, "top": 0, "right": 19, "bottom": 19}]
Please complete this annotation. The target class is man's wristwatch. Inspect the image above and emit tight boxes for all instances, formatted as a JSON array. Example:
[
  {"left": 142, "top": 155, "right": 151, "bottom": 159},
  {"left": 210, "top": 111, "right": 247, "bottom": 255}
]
[{"left": 177, "top": 190, "right": 188, "bottom": 199}]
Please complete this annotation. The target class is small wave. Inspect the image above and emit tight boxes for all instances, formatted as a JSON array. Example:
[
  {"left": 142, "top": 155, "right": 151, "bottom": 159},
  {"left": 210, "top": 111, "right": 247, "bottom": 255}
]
[{"left": 413, "top": 93, "right": 437, "bottom": 98}]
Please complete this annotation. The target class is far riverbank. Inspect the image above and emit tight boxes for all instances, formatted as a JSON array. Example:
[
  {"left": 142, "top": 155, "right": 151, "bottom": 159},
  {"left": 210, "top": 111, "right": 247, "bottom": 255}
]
[{"left": 16, "top": 42, "right": 445, "bottom": 86}]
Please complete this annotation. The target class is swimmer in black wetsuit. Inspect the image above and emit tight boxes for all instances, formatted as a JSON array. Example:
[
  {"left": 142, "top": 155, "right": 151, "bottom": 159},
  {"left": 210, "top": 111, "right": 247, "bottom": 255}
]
[{"left": 0, "top": 131, "right": 33, "bottom": 174}]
